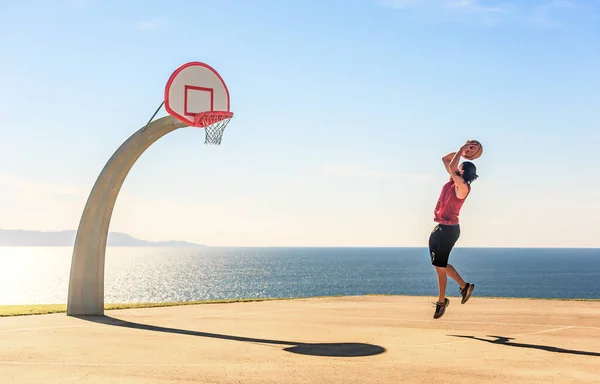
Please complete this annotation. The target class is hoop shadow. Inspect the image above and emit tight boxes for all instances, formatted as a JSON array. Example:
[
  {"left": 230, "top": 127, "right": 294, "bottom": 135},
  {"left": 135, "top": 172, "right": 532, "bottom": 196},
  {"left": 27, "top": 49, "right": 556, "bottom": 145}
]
[
  {"left": 74, "top": 315, "right": 386, "bottom": 358},
  {"left": 449, "top": 334, "right": 600, "bottom": 357}
]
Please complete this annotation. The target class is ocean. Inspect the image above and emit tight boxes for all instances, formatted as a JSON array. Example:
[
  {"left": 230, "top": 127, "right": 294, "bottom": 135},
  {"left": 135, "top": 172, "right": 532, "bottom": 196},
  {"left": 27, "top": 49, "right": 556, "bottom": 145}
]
[{"left": 0, "top": 247, "right": 598, "bottom": 305}]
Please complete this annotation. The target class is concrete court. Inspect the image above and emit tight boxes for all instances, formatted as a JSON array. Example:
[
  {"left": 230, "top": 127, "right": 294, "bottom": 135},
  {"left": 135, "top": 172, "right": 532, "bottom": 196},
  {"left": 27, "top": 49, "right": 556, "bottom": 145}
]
[{"left": 0, "top": 295, "right": 599, "bottom": 384}]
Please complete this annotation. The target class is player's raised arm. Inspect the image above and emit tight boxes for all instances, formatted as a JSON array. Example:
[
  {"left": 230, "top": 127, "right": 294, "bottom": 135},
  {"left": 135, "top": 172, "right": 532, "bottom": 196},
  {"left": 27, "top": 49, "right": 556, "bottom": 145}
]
[
  {"left": 448, "top": 146, "right": 463, "bottom": 175},
  {"left": 442, "top": 152, "right": 457, "bottom": 175},
  {"left": 443, "top": 146, "right": 465, "bottom": 176},
  {"left": 443, "top": 141, "right": 474, "bottom": 175}
]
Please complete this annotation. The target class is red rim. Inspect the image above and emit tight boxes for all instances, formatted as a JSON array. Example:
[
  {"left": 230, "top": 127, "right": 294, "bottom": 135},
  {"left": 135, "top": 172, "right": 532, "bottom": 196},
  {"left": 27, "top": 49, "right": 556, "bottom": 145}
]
[{"left": 193, "top": 111, "right": 234, "bottom": 128}]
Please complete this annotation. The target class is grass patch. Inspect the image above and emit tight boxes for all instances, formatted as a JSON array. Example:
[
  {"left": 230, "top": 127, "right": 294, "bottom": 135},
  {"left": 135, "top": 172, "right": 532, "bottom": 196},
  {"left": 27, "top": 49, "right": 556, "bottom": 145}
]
[
  {"left": 0, "top": 304, "right": 68, "bottom": 317},
  {"left": 0, "top": 297, "right": 295, "bottom": 317}
]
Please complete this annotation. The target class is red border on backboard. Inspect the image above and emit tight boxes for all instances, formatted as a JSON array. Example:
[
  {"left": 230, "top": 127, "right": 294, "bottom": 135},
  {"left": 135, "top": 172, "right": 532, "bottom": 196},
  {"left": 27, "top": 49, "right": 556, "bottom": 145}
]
[
  {"left": 184, "top": 85, "right": 214, "bottom": 116},
  {"left": 164, "top": 62, "right": 232, "bottom": 128}
]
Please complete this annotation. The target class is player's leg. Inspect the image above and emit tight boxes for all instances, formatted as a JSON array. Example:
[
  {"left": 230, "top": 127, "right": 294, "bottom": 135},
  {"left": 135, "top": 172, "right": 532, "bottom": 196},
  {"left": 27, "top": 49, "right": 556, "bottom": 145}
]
[
  {"left": 430, "top": 225, "right": 452, "bottom": 303},
  {"left": 446, "top": 264, "right": 466, "bottom": 288},
  {"left": 443, "top": 226, "right": 475, "bottom": 304},
  {"left": 429, "top": 225, "right": 451, "bottom": 319},
  {"left": 435, "top": 266, "right": 448, "bottom": 304},
  {"left": 433, "top": 263, "right": 450, "bottom": 319},
  {"left": 446, "top": 264, "right": 474, "bottom": 303}
]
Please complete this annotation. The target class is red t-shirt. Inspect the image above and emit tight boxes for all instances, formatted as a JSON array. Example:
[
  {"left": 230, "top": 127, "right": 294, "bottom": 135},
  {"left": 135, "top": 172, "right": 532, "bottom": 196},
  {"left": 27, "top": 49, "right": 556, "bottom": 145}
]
[{"left": 433, "top": 177, "right": 470, "bottom": 225}]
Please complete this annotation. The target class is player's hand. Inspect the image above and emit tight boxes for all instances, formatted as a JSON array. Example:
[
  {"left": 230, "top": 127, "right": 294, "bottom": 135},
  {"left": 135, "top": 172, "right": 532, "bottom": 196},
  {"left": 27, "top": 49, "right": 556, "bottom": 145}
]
[{"left": 460, "top": 140, "right": 475, "bottom": 156}]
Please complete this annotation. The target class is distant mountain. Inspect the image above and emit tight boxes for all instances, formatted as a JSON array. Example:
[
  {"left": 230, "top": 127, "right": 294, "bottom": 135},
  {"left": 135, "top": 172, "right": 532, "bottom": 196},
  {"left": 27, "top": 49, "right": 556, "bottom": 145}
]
[{"left": 0, "top": 229, "right": 206, "bottom": 247}]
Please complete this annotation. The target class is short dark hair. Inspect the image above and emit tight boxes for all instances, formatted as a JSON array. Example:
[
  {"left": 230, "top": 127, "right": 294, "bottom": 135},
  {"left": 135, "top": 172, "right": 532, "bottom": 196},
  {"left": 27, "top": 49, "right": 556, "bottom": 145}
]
[{"left": 461, "top": 161, "right": 478, "bottom": 185}]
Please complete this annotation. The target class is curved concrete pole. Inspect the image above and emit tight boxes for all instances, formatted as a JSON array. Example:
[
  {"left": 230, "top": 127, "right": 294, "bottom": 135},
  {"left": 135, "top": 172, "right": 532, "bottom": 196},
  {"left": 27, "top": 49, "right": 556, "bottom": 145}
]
[{"left": 67, "top": 115, "right": 189, "bottom": 316}]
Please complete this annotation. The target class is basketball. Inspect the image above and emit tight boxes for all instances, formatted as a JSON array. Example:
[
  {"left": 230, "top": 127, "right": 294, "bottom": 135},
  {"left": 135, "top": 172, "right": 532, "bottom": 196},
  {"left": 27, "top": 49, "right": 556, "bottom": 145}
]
[{"left": 463, "top": 140, "right": 483, "bottom": 160}]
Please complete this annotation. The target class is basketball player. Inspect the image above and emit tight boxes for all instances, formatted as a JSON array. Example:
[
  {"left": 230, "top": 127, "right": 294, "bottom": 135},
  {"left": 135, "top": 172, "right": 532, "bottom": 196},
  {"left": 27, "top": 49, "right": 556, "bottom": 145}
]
[{"left": 430, "top": 141, "right": 479, "bottom": 319}]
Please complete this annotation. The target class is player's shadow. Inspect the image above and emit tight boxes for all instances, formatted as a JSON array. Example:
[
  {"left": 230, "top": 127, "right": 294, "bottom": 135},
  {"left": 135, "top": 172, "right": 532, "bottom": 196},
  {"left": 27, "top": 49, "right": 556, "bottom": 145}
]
[
  {"left": 449, "top": 334, "right": 600, "bottom": 357},
  {"left": 74, "top": 315, "right": 386, "bottom": 358}
]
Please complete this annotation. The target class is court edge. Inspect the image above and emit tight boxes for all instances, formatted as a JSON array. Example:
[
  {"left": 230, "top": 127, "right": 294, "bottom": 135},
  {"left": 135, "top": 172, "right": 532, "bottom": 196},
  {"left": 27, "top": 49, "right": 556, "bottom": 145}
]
[{"left": 1, "top": 294, "right": 599, "bottom": 317}]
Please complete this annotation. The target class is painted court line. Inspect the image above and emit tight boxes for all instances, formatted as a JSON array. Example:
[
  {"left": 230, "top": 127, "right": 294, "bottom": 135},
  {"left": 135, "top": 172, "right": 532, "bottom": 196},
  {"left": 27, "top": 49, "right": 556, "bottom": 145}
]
[
  {"left": 268, "top": 312, "right": 600, "bottom": 330},
  {"left": 0, "top": 325, "right": 90, "bottom": 333},
  {"left": 403, "top": 326, "right": 579, "bottom": 348},
  {"left": 528, "top": 326, "right": 576, "bottom": 334},
  {"left": 0, "top": 359, "right": 418, "bottom": 367},
  {"left": 0, "top": 361, "right": 217, "bottom": 367},
  {"left": 1, "top": 303, "right": 598, "bottom": 335},
  {"left": 0, "top": 309, "right": 306, "bottom": 333},
  {"left": 91, "top": 311, "right": 600, "bottom": 331},
  {"left": 146, "top": 305, "right": 600, "bottom": 331},
  {"left": 1, "top": 313, "right": 597, "bottom": 335}
]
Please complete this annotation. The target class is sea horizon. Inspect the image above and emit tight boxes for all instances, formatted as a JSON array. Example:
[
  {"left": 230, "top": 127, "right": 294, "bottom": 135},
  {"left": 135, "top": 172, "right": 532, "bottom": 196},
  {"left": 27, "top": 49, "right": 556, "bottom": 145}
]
[
  {"left": 1, "top": 246, "right": 599, "bottom": 305},
  {"left": 1, "top": 245, "right": 597, "bottom": 249}
]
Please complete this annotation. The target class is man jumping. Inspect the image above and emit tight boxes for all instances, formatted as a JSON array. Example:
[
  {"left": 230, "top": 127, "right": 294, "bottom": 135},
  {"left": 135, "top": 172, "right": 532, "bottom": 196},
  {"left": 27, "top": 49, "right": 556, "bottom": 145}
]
[{"left": 430, "top": 141, "right": 479, "bottom": 319}]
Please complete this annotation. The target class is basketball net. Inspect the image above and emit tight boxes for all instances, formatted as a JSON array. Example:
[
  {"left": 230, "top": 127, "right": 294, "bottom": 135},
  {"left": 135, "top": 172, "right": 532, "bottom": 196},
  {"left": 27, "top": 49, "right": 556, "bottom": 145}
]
[
  {"left": 203, "top": 118, "right": 231, "bottom": 145},
  {"left": 194, "top": 111, "right": 233, "bottom": 145}
]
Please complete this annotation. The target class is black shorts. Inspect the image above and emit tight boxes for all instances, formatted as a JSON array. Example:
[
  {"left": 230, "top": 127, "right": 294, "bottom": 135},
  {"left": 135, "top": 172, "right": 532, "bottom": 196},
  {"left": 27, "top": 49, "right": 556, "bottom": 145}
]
[{"left": 428, "top": 224, "right": 460, "bottom": 267}]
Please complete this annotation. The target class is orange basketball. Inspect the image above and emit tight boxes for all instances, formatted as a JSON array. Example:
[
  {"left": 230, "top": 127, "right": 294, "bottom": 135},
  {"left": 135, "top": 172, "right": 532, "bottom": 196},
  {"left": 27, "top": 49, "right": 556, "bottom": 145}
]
[{"left": 463, "top": 140, "right": 483, "bottom": 160}]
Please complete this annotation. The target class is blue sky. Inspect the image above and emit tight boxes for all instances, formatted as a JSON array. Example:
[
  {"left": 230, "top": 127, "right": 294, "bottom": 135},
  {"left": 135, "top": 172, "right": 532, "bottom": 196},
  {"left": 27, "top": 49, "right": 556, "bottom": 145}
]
[{"left": 0, "top": 0, "right": 598, "bottom": 247}]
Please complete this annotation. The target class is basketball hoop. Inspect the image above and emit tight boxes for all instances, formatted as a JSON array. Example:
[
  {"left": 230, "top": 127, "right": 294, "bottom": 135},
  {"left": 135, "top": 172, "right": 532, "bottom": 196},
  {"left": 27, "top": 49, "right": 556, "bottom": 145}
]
[
  {"left": 194, "top": 111, "right": 233, "bottom": 145},
  {"left": 163, "top": 61, "right": 235, "bottom": 146}
]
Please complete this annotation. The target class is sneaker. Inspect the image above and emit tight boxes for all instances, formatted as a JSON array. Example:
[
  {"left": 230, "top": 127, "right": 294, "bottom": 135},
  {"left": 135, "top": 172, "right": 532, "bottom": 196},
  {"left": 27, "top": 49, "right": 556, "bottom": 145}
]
[
  {"left": 433, "top": 298, "right": 449, "bottom": 319},
  {"left": 460, "top": 283, "right": 474, "bottom": 304}
]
